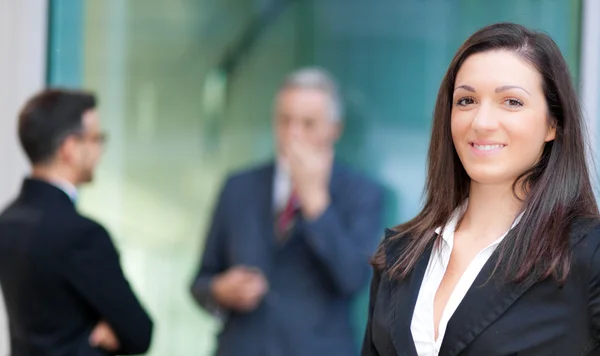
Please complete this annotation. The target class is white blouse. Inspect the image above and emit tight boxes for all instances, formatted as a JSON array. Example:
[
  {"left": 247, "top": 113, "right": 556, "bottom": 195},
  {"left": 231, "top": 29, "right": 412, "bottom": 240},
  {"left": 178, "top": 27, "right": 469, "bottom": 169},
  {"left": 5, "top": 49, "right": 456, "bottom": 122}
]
[{"left": 410, "top": 204, "right": 521, "bottom": 356}]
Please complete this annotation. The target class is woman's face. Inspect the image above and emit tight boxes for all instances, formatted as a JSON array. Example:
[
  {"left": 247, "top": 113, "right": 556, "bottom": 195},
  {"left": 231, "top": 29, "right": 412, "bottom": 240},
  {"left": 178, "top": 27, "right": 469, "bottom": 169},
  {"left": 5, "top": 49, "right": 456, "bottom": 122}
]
[{"left": 451, "top": 50, "right": 556, "bottom": 187}]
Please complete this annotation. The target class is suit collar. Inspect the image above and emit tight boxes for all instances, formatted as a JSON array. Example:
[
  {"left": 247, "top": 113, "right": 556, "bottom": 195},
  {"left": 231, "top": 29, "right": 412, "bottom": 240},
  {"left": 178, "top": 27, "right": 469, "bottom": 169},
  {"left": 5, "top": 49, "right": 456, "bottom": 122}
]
[
  {"left": 19, "top": 178, "right": 76, "bottom": 208},
  {"left": 47, "top": 178, "right": 78, "bottom": 202}
]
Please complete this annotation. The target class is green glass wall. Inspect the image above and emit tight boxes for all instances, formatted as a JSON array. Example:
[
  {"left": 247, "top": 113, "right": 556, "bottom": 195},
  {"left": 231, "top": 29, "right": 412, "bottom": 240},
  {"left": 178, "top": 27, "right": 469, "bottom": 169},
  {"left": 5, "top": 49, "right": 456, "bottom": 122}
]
[{"left": 48, "top": 0, "right": 582, "bottom": 354}]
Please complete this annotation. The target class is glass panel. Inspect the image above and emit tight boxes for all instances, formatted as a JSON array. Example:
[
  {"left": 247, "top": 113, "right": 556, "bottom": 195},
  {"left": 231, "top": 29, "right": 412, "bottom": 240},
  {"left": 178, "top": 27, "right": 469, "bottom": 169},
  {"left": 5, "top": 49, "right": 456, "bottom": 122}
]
[{"left": 47, "top": 0, "right": 582, "bottom": 354}]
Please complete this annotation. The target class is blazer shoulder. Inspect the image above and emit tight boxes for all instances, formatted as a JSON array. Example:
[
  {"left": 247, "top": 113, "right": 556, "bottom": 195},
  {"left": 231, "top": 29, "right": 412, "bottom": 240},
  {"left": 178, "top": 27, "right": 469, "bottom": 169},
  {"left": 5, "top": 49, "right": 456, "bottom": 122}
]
[
  {"left": 222, "top": 162, "right": 273, "bottom": 189},
  {"left": 76, "top": 214, "right": 108, "bottom": 232},
  {"left": 58, "top": 218, "right": 121, "bottom": 266},
  {"left": 571, "top": 216, "right": 600, "bottom": 249},
  {"left": 336, "top": 162, "right": 382, "bottom": 188},
  {"left": 384, "top": 227, "right": 401, "bottom": 240},
  {"left": 58, "top": 214, "right": 110, "bottom": 245},
  {"left": 377, "top": 227, "right": 412, "bottom": 268},
  {"left": 570, "top": 217, "right": 600, "bottom": 274}
]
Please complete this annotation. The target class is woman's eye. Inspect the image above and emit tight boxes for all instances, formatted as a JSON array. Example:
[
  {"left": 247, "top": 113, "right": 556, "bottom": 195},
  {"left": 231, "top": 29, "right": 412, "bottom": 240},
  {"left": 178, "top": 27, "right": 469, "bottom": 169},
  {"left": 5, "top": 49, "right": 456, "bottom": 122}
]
[
  {"left": 505, "top": 98, "right": 524, "bottom": 107},
  {"left": 456, "top": 97, "right": 475, "bottom": 106}
]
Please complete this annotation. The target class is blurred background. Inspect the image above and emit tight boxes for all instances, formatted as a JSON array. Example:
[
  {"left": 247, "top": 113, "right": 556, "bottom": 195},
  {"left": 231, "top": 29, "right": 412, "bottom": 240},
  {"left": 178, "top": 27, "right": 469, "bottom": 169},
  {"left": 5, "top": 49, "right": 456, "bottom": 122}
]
[{"left": 1, "top": 0, "right": 599, "bottom": 355}]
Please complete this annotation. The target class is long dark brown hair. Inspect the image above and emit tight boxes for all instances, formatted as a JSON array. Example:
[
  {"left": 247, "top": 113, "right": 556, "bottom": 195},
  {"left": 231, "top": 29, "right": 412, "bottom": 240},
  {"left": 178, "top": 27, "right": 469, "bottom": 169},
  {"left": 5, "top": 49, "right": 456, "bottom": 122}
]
[{"left": 373, "top": 22, "right": 599, "bottom": 285}]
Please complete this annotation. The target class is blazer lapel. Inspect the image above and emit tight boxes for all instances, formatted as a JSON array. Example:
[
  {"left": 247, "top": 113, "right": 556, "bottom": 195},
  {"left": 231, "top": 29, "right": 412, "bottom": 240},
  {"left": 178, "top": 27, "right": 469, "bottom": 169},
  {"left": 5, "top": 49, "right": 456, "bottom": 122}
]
[
  {"left": 240, "top": 162, "right": 277, "bottom": 272},
  {"left": 260, "top": 162, "right": 276, "bottom": 234},
  {"left": 389, "top": 238, "right": 434, "bottom": 356},
  {"left": 438, "top": 247, "right": 536, "bottom": 356}
]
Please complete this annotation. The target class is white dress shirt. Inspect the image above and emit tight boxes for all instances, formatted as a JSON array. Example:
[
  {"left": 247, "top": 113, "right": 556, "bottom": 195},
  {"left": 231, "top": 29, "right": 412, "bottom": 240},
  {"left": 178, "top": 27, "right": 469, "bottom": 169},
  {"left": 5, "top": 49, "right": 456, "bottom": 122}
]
[
  {"left": 410, "top": 202, "right": 522, "bottom": 356},
  {"left": 273, "top": 160, "right": 292, "bottom": 212}
]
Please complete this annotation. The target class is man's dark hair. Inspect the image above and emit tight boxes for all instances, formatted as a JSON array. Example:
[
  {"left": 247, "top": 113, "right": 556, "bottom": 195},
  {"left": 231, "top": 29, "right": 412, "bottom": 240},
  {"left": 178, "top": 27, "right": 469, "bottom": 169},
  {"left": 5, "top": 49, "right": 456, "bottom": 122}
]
[{"left": 18, "top": 88, "right": 97, "bottom": 165}]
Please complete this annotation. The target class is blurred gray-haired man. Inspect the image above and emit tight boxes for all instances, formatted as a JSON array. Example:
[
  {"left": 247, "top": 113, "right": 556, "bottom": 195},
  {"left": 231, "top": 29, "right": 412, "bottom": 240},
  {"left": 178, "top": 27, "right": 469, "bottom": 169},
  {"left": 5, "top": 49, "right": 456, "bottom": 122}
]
[{"left": 191, "top": 67, "right": 384, "bottom": 356}]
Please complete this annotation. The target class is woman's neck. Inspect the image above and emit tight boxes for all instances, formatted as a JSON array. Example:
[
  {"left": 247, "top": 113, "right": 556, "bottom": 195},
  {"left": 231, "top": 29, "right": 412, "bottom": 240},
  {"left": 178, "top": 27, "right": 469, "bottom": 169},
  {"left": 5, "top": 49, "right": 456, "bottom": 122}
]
[{"left": 458, "top": 180, "right": 523, "bottom": 242}]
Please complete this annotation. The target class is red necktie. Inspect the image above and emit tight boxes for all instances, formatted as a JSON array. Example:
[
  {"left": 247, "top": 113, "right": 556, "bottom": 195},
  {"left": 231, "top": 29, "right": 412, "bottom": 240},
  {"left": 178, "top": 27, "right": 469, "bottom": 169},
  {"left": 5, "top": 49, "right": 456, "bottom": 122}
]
[{"left": 277, "top": 192, "right": 299, "bottom": 239}]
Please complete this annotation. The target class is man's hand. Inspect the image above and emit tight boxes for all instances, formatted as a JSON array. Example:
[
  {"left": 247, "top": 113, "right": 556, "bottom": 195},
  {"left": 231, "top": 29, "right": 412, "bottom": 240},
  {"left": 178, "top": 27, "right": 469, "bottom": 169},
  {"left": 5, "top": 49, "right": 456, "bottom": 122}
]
[
  {"left": 287, "top": 139, "right": 333, "bottom": 219},
  {"left": 89, "top": 321, "right": 120, "bottom": 352},
  {"left": 211, "top": 266, "right": 268, "bottom": 312}
]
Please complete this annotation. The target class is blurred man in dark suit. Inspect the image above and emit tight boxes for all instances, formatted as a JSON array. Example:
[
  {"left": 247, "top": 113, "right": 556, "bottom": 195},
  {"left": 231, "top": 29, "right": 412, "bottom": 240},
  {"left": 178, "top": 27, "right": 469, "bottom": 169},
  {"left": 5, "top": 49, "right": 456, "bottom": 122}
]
[
  {"left": 191, "top": 68, "right": 384, "bottom": 356},
  {"left": 0, "top": 89, "right": 153, "bottom": 355}
]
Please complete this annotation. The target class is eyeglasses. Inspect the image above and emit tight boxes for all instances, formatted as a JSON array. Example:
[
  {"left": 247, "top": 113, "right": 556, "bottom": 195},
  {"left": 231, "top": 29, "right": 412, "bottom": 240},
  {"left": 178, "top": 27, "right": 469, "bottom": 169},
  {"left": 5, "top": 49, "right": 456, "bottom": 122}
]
[{"left": 75, "top": 131, "right": 108, "bottom": 145}]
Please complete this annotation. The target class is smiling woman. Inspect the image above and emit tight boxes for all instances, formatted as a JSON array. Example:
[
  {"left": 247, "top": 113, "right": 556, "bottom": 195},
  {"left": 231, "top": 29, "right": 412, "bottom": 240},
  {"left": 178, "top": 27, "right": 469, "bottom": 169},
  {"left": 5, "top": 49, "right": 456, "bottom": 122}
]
[{"left": 362, "top": 22, "right": 600, "bottom": 356}]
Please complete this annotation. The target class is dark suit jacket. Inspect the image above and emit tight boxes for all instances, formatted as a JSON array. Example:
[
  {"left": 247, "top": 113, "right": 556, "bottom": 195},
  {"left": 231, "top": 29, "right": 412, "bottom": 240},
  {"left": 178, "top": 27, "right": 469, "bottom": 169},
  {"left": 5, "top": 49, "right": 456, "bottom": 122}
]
[
  {"left": 362, "top": 219, "right": 600, "bottom": 356},
  {"left": 0, "top": 179, "right": 153, "bottom": 356},
  {"left": 190, "top": 161, "right": 384, "bottom": 356}
]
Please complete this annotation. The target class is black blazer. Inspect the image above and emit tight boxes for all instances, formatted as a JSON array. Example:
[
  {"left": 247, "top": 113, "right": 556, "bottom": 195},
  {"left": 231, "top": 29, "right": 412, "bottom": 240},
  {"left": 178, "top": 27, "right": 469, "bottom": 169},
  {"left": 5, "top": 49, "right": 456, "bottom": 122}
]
[
  {"left": 362, "top": 219, "right": 600, "bottom": 356},
  {"left": 0, "top": 179, "right": 153, "bottom": 356}
]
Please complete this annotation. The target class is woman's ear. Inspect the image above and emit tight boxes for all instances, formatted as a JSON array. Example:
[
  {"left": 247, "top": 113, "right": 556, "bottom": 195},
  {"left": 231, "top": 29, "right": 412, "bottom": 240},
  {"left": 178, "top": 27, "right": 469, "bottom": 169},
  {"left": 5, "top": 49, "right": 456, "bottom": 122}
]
[{"left": 545, "top": 118, "right": 556, "bottom": 142}]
